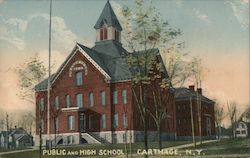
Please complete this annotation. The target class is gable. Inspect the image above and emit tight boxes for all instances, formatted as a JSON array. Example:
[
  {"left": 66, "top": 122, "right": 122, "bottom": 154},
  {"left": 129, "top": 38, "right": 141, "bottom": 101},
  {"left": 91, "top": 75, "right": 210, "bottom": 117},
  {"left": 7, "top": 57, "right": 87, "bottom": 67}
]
[{"left": 34, "top": 44, "right": 111, "bottom": 91}]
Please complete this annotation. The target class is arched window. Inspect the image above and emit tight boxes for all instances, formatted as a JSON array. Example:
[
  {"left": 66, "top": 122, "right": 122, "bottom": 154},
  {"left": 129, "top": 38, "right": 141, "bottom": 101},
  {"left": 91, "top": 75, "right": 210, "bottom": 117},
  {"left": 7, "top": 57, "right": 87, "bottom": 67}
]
[
  {"left": 100, "top": 27, "right": 107, "bottom": 41},
  {"left": 100, "top": 29, "right": 103, "bottom": 40},
  {"left": 115, "top": 30, "right": 120, "bottom": 41},
  {"left": 75, "top": 71, "right": 83, "bottom": 86},
  {"left": 103, "top": 27, "right": 107, "bottom": 40}
]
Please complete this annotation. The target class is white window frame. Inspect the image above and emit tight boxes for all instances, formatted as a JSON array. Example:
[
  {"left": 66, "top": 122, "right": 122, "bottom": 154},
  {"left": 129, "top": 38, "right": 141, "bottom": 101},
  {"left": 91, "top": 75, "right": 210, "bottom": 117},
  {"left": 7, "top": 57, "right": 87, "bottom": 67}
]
[
  {"left": 122, "top": 89, "right": 127, "bottom": 104},
  {"left": 76, "top": 93, "right": 83, "bottom": 108},
  {"left": 113, "top": 90, "right": 118, "bottom": 105},
  {"left": 54, "top": 96, "right": 59, "bottom": 110},
  {"left": 122, "top": 113, "right": 127, "bottom": 128},
  {"left": 114, "top": 113, "right": 119, "bottom": 128},
  {"left": 100, "top": 91, "right": 106, "bottom": 106},
  {"left": 89, "top": 92, "right": 94, "bottom": 107},
  {"left": 75, "top": 71, "right": 83, "bottom": 86},
  {"left": 40, "top": 98, "right": 44, "bottom": 111},
  {"left": 68, "top": 115, "right": 75, "bottom": 130},
  {"left": 101, "top": 114, "right": 106, "bottom": 129},
  {"left": 66, "top": 95, "right": 70, "bottom": 108}
]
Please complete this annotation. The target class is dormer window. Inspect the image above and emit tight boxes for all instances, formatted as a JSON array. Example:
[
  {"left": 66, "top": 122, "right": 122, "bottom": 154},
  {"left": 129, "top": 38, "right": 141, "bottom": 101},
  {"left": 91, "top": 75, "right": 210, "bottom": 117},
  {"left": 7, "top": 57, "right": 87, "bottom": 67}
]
[{"left": 100, "top": 27, "right": 107, "bottom": 41}]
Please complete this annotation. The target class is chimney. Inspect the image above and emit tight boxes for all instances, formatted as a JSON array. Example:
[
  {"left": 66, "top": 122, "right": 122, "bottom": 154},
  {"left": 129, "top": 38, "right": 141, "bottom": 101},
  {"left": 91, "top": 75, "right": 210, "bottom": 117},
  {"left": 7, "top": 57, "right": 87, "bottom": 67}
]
[
  {"left": 197, "top": 88, "right": 202, "bottom": 95},
  {"left": 189, "top": 85, "right": 195, "bottom": 91}
]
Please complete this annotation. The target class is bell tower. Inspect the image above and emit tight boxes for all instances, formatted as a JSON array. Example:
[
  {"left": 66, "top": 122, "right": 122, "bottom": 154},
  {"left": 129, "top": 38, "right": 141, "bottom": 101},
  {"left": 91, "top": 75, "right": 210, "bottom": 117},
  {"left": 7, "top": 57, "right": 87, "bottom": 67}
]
[{"left": 94, "top": 0, "right": 122, "bottom": 43}]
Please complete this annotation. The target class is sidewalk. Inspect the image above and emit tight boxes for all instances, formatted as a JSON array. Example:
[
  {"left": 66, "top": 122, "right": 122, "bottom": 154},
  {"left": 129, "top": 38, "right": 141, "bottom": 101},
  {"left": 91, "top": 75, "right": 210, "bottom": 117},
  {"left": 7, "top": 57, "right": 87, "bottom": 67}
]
[
  {"left": 0, "top": 146, "right": 38, "bottom": 156},
  {"left": 164, "top": 139, "right": 219, "bottom": 150}
]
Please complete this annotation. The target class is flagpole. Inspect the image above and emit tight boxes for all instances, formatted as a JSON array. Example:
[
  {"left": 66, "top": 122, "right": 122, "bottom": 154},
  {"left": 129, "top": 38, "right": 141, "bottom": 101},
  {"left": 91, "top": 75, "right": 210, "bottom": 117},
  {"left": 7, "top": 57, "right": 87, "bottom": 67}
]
[{"left": 47, "top": 0, "right": 52, "bottom": 148}]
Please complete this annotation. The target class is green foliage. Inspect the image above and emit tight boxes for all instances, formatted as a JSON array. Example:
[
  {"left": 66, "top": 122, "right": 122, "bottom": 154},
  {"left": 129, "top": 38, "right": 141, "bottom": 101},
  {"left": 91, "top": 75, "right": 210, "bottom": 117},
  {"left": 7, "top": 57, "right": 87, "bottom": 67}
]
[{"left": 121, "top": 0, "right": 181, "bottom": 51}]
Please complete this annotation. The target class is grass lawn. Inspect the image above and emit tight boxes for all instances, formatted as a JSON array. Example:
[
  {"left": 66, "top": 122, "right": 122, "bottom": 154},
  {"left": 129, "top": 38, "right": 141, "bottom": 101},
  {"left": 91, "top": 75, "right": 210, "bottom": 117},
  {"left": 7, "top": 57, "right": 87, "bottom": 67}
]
[
  {"left": 4, "top": 139, "right": 249, "bottom": 158},
  {"left": 0, "top": 140, "right": 190, "bottom": 158},
  {"left": 184, "top": 138, "right": 250, "bottom": 155}
]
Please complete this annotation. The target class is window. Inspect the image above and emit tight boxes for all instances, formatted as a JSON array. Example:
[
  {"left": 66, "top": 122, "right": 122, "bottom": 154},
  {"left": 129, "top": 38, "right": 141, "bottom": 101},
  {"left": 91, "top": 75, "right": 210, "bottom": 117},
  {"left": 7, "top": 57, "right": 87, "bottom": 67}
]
[
  {"left": 242, "top": 130, "right": 246, "bottom": 134},
  {"left": 41, "top": 118, "right": 44, "bottom": 132},
  {"left": 178, "top": 119, "right": 181, "bottom": 125},
  {"left": 101, "top": 114, "right": 106, "bottom": 129},
  {"left": 177, "top": 105, "right": 180, "bottom": 111},
  {"left": 75, "top": 71, "right": 83, "bottom": 86},
  {"left": 55, "top": 117, "right": 59, "bottom": 131},
  {"left": 65, "top": 95, "right": 70, "bottom": 108},
  {"left": 122, "top": 113, "right": 127, "bottom": 128},
  {"left": 100, "top": 91, "right": 106, "bottom": 106},
  {"left": 104, "top": 28, "right": 107, "bottom": 39},
  {"left": 114, "top": 113, "right": 119, "bottom": 128},
  {"left": 68, "top": 115, "right": 75, "bottom": 130},
  {"left": 40, "top": 98, "right": 44, "bottom": 111},
  {"left": 100, "top": 29, "right": 103, "bottom": 40},
  {"left": 76, "top": 94, "right": 83, "bottom": 108},
  {"left": 89, "top": 92, "right": 94, "bottom": 107},
  {"left": 113, "top": 90, "right": 118, "bottom": 105},
  {"left": 122, "top": 90, "right": 127, "bottom": 104},
  {"left": 115, "top": 30, "right": 120, "bottom": 41},
  {"left": 89, "top": 115, "right": 93, "bottom": 129},
  {"left": 207, "top": 118, "right": 211, "bottom": 127},
  {"left": 100, "top": 27, "right": 107, "bottom": 40},
  {"left": 54, "top": 96, "right": 59, "bottom": 110},
  {"left": 67, "top": 135, "right": 74, "bottom": 144}
]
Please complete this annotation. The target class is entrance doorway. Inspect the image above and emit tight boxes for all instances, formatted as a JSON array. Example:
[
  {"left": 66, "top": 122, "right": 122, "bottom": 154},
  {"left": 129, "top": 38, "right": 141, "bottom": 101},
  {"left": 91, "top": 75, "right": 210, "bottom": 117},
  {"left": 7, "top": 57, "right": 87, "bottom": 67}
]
[{"left": 80, "top": 113, "right": 86, "bottom": 132}]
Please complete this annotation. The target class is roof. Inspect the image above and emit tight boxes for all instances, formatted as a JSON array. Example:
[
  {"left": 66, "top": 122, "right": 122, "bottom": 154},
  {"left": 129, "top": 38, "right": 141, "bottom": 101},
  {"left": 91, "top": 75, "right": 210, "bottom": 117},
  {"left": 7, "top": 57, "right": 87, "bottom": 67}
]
[
  {"left": 174, "top": 87, "right": 214, "bottom": 104},
  {"left": 81, "top": 42, "right": 131, "bottom": 81},
  {"left": 34, "top": 74, "right": 55, "bottom": 91},
  {"left": 35, "top": 41, "right": 168, "bottom": 91},
  {"left": 94, "top": 0, "right": 122, "bottom": 31}
]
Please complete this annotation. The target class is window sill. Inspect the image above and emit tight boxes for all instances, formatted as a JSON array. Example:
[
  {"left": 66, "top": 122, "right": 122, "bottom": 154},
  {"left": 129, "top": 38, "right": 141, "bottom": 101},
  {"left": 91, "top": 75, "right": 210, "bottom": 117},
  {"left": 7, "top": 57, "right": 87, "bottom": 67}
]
[{"left": 62, "top": 107, "right": 80, "bottom": 112}]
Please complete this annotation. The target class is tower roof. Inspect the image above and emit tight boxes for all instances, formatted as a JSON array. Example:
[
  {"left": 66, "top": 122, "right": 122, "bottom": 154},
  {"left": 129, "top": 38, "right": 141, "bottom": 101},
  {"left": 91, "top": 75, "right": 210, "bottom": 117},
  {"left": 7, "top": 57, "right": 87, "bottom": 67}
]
[{"left": 94, "top": 0, "right": 122, "bottom": 31}]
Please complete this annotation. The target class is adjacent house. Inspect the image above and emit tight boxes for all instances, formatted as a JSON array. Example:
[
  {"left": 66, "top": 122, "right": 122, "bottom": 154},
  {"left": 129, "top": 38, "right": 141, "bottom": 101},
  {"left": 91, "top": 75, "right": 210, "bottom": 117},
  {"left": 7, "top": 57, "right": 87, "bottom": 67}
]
[
  {"left": 174, "top": 86, "right": 216, "bottom": 140},
  {"left": 0, "top": 127, "right": 33, "bottom": 148},
  {"left": 235, "top": 107, "right": 250, "bottom": 138}
]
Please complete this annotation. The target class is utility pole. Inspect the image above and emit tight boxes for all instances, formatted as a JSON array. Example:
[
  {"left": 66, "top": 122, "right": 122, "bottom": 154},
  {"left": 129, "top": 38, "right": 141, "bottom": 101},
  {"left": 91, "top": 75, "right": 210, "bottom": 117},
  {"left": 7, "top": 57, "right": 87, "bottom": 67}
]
[
  {"left": 47, "top": 0, "right": 52, "bottom": 149},
  {"left": 190, "top": 97, "right": 196, "bottom": 148},
  {"left": 6, "top": 113, "right": 9, "bottom": 149}
]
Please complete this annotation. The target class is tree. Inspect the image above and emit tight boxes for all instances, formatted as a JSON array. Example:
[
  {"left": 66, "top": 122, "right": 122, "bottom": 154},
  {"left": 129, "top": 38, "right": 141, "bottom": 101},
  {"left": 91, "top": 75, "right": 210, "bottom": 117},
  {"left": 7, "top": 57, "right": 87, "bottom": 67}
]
[
  {"left": 121, "top": 0, "right": 181, "bottom": 154},
  {"left": 15, "top": 54, "right": 47, "bottom": 157},
  {"left": 227, "top": 101, "right": 237, "bottom": 138},
  {"left": 214, "top": 102, "right": 224, "bottom": 140},
  {"left": 18, "top": 112, "right": 36, "bottom": 135},
  {"left": 16, "top": 54, "right": 47, "bottom": 104},
  {"left": 146, "top": 57, "right": 172, "bottom": 150}
]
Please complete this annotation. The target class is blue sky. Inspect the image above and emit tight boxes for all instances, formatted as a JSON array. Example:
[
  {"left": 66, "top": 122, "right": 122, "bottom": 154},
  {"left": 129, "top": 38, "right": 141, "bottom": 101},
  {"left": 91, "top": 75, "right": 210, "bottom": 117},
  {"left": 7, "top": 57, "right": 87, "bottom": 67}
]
[{"left": 0, "top": 0, "right": 249, "bottom": 121}]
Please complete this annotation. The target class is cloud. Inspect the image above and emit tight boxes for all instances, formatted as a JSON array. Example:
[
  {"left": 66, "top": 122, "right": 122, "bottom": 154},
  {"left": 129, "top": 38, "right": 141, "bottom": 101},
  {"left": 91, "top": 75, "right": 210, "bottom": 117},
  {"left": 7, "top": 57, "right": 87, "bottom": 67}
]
[
  {"left": 176, "top": 0, "right": 183, "bottom": 8},
  {"left": 193, "top": 8, "right": 212, "bottom": 24},
  {"left": 0, "top": 13, "right": 78, "bottom": 51},
  {"left": 28, "top": 13, "right": 78, "bottom": 51},
  {"left": 38, "top": 49, "right": 67, "bottom": 73},
  {"left": 0, "top": 0, "right": 4, "bottom": 4},
  {"left": 227, "top": 0, "right": 249, "bottom": 29},
  {"left": 0, "top": 16, "right": 27, "bottom": 50}
]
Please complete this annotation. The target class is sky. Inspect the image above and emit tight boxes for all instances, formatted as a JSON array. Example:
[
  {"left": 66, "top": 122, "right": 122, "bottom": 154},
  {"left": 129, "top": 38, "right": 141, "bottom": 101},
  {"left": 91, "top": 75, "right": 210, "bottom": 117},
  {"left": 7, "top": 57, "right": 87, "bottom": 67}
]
[{"left": 0, "top": 0, "right": 249, "bottom": 126}]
